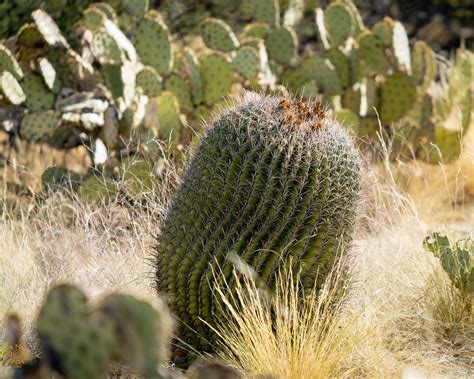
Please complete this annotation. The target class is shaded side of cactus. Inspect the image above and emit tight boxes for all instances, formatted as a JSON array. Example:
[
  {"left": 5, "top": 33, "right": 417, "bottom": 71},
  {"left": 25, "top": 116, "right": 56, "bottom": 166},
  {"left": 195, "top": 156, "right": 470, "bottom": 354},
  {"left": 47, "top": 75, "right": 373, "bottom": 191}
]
[{"left": 154, "top": 93, "right": 361, "bottom": 349}]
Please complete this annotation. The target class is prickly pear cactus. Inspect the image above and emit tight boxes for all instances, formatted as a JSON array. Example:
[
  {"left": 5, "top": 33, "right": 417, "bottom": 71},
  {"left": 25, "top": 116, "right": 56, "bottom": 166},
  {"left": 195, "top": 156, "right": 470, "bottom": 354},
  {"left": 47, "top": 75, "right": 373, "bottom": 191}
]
[
  {"left": 324, "top": 2, "right": 354, "bottom": 47},
  {"left": 201, "top": 18, "right": 239, "bottom": 53},
  {"left": 380, "top": 71, "right": 417, "bottom": 122},
  {"left": 134, "top": 13, "right": 173, "bottom": 75},
  {"left": 264, "top": 26, "right": 298, "bottom": 66},
  {"left": 98, "top": 294, "right": 171, "bottom": 378},
  {"left": 154, "top": 94, "right": 361, "bottom": 349},
  {"left": 20, "top": 111, "right": 61, "bottom": 141},
  {"left": 136, "top": 65, "right": 163, "bottom": 97},
  {"left": 36, "top": 285, "right": 118, "bottom": 379},
  {"left": 156, "top": 91, "right": 182, "bottom": 142},
  {"left": 17, "top": 284, "right": 173, "bottom": 379},
  {"left": 200, "top": 54, "right": 234, "bottom": 105},
  {"left": 21, "top": 74, "right": 55, "bottom": 111},
  {"left": 181, "top": 48, "right": 203, "bottom": 106},
  {"left": 164, "top": 73, "right": 193, "bottom": 111},
  {"left": 424, "top": 233, "right": 473, "bottom": 302},
  {"left": 0, "top": 44, "right": 23, "bottom": 79},
  {"left": 231, "top": 46, "right": 260, "bottom": 80}
]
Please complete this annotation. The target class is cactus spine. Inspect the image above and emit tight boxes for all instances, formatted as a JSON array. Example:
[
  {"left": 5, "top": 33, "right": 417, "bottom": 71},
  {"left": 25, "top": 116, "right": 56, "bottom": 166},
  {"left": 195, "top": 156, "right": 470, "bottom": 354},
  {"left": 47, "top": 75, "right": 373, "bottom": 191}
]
[{"left": 154, "top": 93, "right": 361, "bottom": 349}]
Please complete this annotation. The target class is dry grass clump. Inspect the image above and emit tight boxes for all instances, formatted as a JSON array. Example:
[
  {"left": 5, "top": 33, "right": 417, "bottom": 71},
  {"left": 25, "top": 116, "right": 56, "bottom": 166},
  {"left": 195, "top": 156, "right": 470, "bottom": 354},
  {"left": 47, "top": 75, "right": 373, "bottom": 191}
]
[{"left": 209, "top": 262, "right": 375, "bottom": 379}]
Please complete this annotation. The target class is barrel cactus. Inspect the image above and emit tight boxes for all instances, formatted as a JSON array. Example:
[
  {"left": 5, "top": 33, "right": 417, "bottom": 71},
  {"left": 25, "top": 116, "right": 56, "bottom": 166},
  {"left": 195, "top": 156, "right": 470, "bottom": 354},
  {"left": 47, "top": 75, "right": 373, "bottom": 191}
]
[{"left": 153, "top": 93, "right": 361, "bottom": 349}]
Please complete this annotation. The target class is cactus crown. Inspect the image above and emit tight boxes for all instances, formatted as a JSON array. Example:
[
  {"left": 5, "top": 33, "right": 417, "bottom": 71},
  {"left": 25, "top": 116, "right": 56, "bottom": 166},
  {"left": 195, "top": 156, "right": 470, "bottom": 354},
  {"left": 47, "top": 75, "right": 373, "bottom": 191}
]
[{"left": 154, "top": 93, "right": 361, "bottom": 350}]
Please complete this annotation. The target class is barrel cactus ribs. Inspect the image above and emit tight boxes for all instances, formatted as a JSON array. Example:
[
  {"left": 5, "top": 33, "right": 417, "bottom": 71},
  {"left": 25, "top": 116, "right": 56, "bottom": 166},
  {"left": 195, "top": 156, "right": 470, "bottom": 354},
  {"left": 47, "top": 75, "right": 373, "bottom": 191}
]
[{"left": 153, "top": 93, "right": 361, "bottom": 349}]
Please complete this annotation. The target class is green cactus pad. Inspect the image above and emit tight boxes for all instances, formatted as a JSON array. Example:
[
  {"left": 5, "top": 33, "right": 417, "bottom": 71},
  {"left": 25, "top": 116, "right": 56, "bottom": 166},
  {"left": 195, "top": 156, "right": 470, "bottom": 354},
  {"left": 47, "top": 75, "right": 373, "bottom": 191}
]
[
  {"left": 154, "top": 94, "right": 361, "bottom": 349},
  {"left": 357, "top": 31, "right": 387, "bottom": 76},
  {"left": 254, "top": 0, "right": 280, "bottom": 25},
  {"left": 324, "top": 48, "right": 351, "bottom": 87},
  {"left": 372, "top": 17, "right": 394, "bottom": 46},
  {"left": 201, "top": 18, "right": 240, "bottom": 52},
  {"left": 156, "top": 91, "right": 181, "bottom": 142},
  {"left": 36, "top": 284, "right": 117, "bottom": 379},
  {"left": 342, "top": 86, "right": 361, "bottom": 114},
  {"left": 123, "top": 0, "right": 149, "bottom": 18},
  {"left": 164, "top": 73, "right": 193, "bottom": 112},
  {"left": 0, "top": 71, "right": 26, "bottom": 105},
  {"left": 324, "top": 2, "right": 354, "bottom": 47},
  {"left": 380, "top": 72, "right": 417, "bottom": 122},
  {"left": 231, "top": 46, "right": 260, "bottom": 80},
  {"left": 200, "top": 54, "right": 234, "bottom": 105},
  {"left": 412, "top": 41, "right": 437, "bottom": 96},
  {"left": 98, "top": 294, "right": 170, "bottom": 377},
  {"left": 182, "top": 48, "right": 203, "bottom": 106},
  {"left": 91, "top": 31, "right": 124, "bottom": 64},
  {"left": 282, "top": 56, "right": 342, "bottom": 95},
  {"left": 101, "top": 63, "right": 135, "bottom": 102},
  {"left": 0, "top": 44, "right": 23, "bottom": 79},
  {"left": 341, "top": 0, "right": 364, "bottom": 35},
  {"left": 334, "top": 108, "right": 359, "bottom": 131},
  {"left": 136, "top": 66, "right": 163, "bottom": 97},
  {"left": 83, "top": 7, "right": 107, "bottom": 32},
  {"left": 242, "top": 22, "right": 271, "bottom": 39},
  {"left": 264, "top": 26, "right": 298, "bottom": 65},
  {"left": 21, "top": 74, "right": 55, "bottom": 111},
  {"left": 20, "top": 111, "right": 60, "bottom": 141},
  {"left": 17, "top": 23, "right": 45, "bottom": 47},
  {"left": 134, "top": 14, "right": 173, "bottom": 75},
  {"left": 93, "top": 2, "right": 118, "bottom": 22}
]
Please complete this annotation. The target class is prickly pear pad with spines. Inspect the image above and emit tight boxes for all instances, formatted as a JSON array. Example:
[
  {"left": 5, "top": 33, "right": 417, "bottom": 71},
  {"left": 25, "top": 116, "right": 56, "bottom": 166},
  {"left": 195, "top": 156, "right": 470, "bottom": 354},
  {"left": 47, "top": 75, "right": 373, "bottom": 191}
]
[
  {"left": 411, "top": 41, "right": 437, "bottom": 96},
  {"left": 123, "top": 0, "right": 149, "bottom": 18},
  {"left": 98, "top": 294, "right": 171, "bottom": 378},
  {"left": 253, "top": 0, "right": 280, "bottom": 25},
  {"left": 264, "top": 26, "right": 298, "bottom": 66},
  {"left": 156, "top": 91, "right": 181, "bottom": 142},
  {"left": 182, "top": 48, "right": 203, "bottom": 106},
  {"left": 242, "top": 22, "right": 271, "bottom": 39},
  {"left": 231, "top": 46, "right": 260, "bottom": 80},
  {"left": 200, "top": 54, "right": 234, "bottom": 106},
  {"left": 324, "top": 2, "right": 354, "bottom": 48},
  {"left": 0, "top": 44, "right": 23, "bottom": 79},
  {"left": 201, "top": 18, "right": 240, "bottom": 53},
  {"left": 83, "top": 7, "right": 107, "bottom": 32},
  {"left": 154, "top": 93, "right": 361, "bottom": 349},
  {"left": 17, "top": 23, "right": 44, "bottom": 47},
  {"left": 134, "top": 14, "right": 173, "bottom": 75},
  {"left": 36, "top": 285, "right": 118, "bottom": 379},
  {"left": 0, "top": 71, "right": 26, "bottom": 105},
  {"left": 136, "top": 65, "right": 163, "bottom": 97},
  {"left": 324, "top": 48, "right": 351, "bottom": 88},
  {"left": 21, "top": 74, "right": 55, "bottom": 111},
  {"left": 357, "top": 31, "right": 387, "bottom": 77},
  {"left": 164, "top": 73, "right": 193, "bottom": 112},
  {"left": 372, "top": 17, "right": 394, "bottom": 47},
  {"left": 20, "top": 111, "right": 61, "bottom": 141},
  {"left": 91, "top": 31, "right": 124, "bottom": 64},
  {"left": 381, "top": 71, "right": 417, "bottom": 122}
]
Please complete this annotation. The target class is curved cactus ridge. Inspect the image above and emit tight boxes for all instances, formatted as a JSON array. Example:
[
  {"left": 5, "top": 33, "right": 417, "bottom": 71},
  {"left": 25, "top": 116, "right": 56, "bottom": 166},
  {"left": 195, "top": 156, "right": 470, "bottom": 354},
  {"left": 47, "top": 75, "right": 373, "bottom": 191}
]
[{"left": 154, "top": 93, "right": 361, "bottom": 349}]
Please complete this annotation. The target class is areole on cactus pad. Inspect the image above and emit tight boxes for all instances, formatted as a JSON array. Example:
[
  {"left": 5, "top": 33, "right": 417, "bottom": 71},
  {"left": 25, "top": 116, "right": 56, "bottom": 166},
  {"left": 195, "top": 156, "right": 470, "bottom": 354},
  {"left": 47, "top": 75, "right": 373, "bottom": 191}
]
[{"left": 153, "top": 93, "right": 361, "bottom": 350}]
